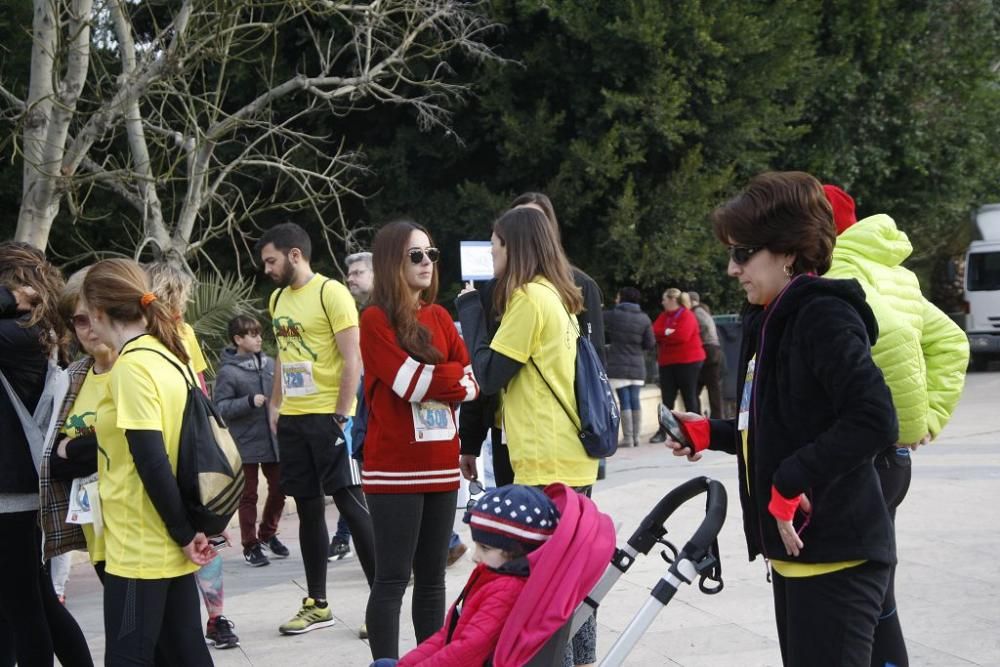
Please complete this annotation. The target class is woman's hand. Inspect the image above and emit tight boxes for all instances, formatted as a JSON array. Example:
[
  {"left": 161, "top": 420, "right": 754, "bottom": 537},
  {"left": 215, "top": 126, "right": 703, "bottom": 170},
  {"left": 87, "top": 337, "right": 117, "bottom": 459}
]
[
  {"left": 183, "top": 532, "right": 217, "bottom": 566},
  {"left": 458, "top": 281, "right": 477, "bottom": 297},
  {"left": 56, "top": 436, "right": 71, "bottom": 459},
  {"left": 664, "top": 411, "right": 704, "bottom": 462},
  {"left": 459, "top": 454, "right": 478, "bottom": 481},
  {"left": 12, "top": 285, "right": 39, "bottom": 312},
  {"left": 773, "top": 493, "right": 812, "bottom": 557}
]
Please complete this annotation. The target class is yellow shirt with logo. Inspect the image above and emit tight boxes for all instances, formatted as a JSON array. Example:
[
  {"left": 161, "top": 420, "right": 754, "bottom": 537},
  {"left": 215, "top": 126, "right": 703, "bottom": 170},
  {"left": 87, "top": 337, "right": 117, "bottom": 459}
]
[
  {"left": 61, "top": 367, "right": 108, "bottom": 564},
  {"left": 95, "top": 335, "right": 199, "bottom": 580},
  {"left": 269, "top": 274, "right": 358, "bottom": 416},
  {"left": 739, "top": 355, "right": 864, "bottom": 578},
  {"left": 490, "top": 277, "right": 597, "bottom": 487},
  {"left": 180, "top": 322, "right": 209, "bottom": 375}
]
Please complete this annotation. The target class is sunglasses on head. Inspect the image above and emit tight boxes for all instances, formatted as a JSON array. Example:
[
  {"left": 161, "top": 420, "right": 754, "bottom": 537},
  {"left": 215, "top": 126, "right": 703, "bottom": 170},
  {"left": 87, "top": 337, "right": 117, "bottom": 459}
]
[
  {"left": 728, "top": 245, "right": 764, "bottom": 265},
  {"left": 69, "top": 314, "right": 91, "bottom": 330},
  {"left": 408, "top": 247, "right": 440, "bottom": 265}
]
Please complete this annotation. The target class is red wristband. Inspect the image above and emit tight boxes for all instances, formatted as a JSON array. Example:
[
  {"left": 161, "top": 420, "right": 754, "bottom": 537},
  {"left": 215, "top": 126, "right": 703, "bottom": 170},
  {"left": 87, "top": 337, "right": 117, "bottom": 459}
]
[
  {"left": 768, "top": 485, "right": 800, "bottom": 522},
  {"left": 680, "top": 418, "right": 711, "bottom": 453}
]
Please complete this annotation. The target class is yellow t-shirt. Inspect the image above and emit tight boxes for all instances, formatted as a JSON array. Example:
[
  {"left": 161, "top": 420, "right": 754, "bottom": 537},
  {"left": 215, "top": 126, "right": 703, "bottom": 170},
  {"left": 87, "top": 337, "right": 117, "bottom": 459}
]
[
  {"left": 739, "top": 356, "right": 864, "bottom": 578},
  {"left": 95, "top": 335, "right": 199, "bottom": 579},
  {"left": 180, "top": 322, "right": 209, "bottom": 375},
  {"left": 269, "top": 274, "right": 358, "bottom": 416},
  {"left": 491, "top": 277, "right": 597, "bottom": 487},
  {"left": 61, "top": 366, "right": 108, "bottom": 564}
]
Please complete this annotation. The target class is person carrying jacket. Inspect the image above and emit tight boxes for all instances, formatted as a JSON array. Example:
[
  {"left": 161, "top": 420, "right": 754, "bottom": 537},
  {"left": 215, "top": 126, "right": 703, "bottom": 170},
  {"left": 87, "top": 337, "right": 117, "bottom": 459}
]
[
  {"left": 824, "top": 184, "right": 969, "bottom": 667},
  {"left": 667, "top": 172, "right": 899, "bottom": 667},
  {"left": 603, "top": 287, "right": 655, "bottom": 447}
]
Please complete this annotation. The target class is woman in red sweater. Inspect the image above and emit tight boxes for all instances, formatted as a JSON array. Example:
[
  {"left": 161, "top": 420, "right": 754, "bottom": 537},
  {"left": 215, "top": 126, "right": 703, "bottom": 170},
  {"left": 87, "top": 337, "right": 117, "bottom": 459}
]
[
  {"left": 649, "top": 288, "right": 705, "bottom": 443},
  {"left": 361, "top": 220, "right": 480, "bottom": 661}
]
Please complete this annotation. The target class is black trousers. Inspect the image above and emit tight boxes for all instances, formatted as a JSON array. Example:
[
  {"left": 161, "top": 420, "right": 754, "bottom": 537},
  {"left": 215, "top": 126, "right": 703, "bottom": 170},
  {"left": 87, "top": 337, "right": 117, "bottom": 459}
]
[
  {"left": 491, "top": 434, "right": 515, "bottom": 487},
  {"left": 103, "top": 572, "right": 211, "bottom": 667},
  {"left": 697, "top": 345, "right": 724, "bottom": 417},
  {"left": 365, "top": 490, "right": 457, "bottom": 660},
  {"left": 772, "top": 560, "right": 890, "bottom": 666},
  {"left": 0, "top": 510, "right": 92, "bottom": 667},
  {"left": 871, "top": 446, "right": 912, "bottom": 667},
  {"left": 658, "top": 361, "right": 702, "bottom": 415}
]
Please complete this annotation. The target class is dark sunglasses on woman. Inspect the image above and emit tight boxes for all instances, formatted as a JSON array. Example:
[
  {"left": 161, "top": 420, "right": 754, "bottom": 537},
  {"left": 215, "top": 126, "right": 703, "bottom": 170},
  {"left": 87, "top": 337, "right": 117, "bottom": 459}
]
[
  {"left": 728, "top": 245, "right": 763, "bottom": 265},
  {"left": 408, "top": 247, "right": 440, "bottom": 264}
]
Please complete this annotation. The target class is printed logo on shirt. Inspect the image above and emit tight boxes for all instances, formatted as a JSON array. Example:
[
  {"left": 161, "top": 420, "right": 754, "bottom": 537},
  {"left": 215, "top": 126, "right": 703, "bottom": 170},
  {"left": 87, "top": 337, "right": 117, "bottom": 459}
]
[
  {"left": 65, "top": 411, "right": 97, "bottom": 438},
  {"left": 273, "top": 316, "right": 318, "bottom": 360}
]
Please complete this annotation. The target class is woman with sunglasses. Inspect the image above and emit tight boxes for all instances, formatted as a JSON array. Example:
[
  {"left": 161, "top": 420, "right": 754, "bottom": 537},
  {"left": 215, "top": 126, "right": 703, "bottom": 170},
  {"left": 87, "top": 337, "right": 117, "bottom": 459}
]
[
  {"left": 648, "top": 287, "right": 704, "bottom": 443},
  {"left": 665, "top": 172, "right": 898, "bottom": 666},
  {"left": 360, "top": 220, "right": 480, "bottom": 661}
]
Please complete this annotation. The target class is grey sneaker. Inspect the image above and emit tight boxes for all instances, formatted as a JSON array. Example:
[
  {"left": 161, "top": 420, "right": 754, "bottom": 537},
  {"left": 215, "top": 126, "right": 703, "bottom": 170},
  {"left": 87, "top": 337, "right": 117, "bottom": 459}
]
[
  {"left": 328, "top": 537, "right": 352, "bottom": 561},
  {"left": 206, "top": 615, "right": 240, "bottom": 648}
]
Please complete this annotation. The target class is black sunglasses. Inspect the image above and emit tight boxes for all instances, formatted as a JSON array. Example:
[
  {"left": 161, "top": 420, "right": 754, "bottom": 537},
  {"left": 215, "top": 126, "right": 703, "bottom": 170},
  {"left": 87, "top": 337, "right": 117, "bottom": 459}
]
[
  {"left": 466, "top": 479, "right": 486, "bottom": 510},
  {"left": 728, "top": 245, "right": 764, "bottom": 265},
  {"left": 408, "top": 247, "right": 440, "bottom": 265}
]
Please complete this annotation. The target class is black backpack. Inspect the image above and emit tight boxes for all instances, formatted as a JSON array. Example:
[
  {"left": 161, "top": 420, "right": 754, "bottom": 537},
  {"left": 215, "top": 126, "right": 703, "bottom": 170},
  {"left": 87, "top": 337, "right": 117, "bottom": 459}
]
[{"left": 125, "top": 347, "right": 245, "bottom": 536}]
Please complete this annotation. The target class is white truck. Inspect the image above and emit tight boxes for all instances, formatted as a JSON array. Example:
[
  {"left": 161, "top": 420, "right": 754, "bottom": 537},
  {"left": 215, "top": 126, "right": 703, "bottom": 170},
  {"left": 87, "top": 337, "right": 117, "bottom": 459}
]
[{"left": 964, "top": 205, "right": 1000, "bottom": 370}]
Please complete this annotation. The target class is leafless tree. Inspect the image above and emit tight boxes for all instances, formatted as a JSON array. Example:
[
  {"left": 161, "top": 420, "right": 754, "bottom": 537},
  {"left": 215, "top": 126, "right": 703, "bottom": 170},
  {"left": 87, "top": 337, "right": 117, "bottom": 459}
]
[{"left": 2, "top": 0, "right": 497, "bottom": 272}]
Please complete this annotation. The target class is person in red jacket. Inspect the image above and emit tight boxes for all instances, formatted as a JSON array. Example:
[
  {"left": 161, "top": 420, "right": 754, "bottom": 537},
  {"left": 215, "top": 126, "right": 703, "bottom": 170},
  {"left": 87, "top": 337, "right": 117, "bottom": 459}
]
[
  {"left": 369, "top": 485, "right": 560, "bottom": 667},
  {"left": 649, "top": 288, "right": 705, "bottom": 443},
  {"left": 361, "top": 220, "right": 480, "bottom": 661}
]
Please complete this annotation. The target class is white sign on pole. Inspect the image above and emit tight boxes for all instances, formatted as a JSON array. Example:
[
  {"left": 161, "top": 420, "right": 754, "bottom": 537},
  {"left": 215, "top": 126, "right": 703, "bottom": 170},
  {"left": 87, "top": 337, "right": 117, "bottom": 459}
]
[{"left": 460, "top": 241, "right": 494, "bottom": 281}]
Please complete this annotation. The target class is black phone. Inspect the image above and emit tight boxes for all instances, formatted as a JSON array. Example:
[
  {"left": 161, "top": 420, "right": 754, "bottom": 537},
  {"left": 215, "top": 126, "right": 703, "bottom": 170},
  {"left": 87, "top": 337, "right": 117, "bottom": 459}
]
[{"left": 658, "top": 404, "right": 692, "bottom": 449}]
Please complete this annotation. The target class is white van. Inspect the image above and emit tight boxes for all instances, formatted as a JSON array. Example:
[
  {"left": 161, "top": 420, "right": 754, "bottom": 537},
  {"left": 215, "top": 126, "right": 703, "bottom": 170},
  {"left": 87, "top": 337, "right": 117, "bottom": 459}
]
[{"left": 964, "top": 205, "right": 1000, "bottom": 370}]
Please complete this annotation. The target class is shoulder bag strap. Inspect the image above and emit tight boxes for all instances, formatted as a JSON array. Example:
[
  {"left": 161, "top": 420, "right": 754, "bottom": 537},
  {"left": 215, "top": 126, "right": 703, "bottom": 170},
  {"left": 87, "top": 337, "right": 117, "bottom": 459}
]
[{"left": 0, "top": 368, "right": 45, "bottom": 471}]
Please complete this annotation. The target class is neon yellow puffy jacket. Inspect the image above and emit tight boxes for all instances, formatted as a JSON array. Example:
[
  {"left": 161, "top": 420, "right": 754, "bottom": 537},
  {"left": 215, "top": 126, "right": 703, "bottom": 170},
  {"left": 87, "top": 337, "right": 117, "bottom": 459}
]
[{"left": 826, "top": 214, "right": 969, "bottom": 443}]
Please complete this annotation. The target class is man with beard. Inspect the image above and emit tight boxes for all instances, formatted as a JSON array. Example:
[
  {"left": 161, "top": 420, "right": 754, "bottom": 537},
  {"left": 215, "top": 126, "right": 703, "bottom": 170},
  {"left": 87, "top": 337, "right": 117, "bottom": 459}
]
[{"left": 258, "top": 223, "right": 375, "bottom": 636}]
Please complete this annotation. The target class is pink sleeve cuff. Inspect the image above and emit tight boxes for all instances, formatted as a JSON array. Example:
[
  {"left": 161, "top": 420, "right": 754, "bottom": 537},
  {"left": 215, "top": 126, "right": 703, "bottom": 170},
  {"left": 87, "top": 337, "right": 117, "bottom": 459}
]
[{"left": 768, "top": 485, "right": 800, "bottom": 522}]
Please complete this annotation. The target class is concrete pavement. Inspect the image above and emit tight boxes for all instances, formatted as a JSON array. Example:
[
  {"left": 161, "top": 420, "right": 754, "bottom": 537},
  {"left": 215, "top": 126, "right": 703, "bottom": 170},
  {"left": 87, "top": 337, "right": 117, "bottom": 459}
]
[{"left": 61, "top": 372, "right": 1000, "bottom": 666}]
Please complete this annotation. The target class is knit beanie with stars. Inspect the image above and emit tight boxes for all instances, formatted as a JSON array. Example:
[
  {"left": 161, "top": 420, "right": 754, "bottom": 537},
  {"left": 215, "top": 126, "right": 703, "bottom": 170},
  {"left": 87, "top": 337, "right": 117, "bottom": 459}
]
[{"left": 463, "top": 484, "right": 560, "bottom": 555}]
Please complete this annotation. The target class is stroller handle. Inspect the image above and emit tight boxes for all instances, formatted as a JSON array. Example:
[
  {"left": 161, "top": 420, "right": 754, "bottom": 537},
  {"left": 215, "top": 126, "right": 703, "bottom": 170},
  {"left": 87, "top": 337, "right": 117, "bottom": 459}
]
[{"left": 625, "top": 476, "right": 727, "bottom": 557}]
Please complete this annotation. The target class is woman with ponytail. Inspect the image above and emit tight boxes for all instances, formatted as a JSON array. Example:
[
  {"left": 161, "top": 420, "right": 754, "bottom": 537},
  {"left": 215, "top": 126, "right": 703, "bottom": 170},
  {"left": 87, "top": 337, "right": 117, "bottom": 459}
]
[
  {"left": 360, "top": 221, "right": 480, "bottom": 661},
  {"left": 82, "top": 258, "right": 214, "bottom": 665},
  {"left": 0, "top": 241, "right": 92, "bottom": 667}
]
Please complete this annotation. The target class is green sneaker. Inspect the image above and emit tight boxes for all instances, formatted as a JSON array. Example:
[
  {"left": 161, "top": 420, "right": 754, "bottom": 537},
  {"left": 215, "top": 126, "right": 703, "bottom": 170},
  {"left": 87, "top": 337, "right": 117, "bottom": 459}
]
[{"left": 278, "top": 597, "right": 336, "bottom": 635}]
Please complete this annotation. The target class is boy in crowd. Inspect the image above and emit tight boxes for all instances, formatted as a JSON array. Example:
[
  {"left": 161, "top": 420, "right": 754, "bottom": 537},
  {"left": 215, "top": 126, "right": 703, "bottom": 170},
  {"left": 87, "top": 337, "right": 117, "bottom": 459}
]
[{"left": 213, "top": 315, "right": 289, "bottom": 568}]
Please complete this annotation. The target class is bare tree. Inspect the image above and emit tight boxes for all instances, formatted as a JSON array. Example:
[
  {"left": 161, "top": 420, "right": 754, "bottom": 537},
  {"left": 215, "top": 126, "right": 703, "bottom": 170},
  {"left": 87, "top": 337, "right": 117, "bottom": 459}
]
[{"left": 2, "top": 0, "right": 497, "bottom": 270}]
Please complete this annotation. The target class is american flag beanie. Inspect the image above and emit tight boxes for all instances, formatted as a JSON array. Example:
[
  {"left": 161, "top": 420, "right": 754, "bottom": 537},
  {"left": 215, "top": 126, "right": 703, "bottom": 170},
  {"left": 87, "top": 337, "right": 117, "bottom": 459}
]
[{"left": 463, "top": 484, "right": 560, "bottom": 554}]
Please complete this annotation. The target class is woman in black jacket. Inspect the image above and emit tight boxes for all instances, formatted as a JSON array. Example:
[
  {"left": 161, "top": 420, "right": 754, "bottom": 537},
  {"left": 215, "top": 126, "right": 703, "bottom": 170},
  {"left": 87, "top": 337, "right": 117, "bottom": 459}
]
[
  {"left": 603, "top": 287, "right": 654, "bottom": 447},
  {"left": 665, "top": 172, "right": 899, "bottom": 667}
]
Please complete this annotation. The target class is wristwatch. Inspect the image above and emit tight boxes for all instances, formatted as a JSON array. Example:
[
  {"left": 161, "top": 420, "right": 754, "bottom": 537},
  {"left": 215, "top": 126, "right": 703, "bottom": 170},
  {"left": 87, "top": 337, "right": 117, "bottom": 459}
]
[{"left": 333, "top": 413, "right": 349, "bottom": 425}]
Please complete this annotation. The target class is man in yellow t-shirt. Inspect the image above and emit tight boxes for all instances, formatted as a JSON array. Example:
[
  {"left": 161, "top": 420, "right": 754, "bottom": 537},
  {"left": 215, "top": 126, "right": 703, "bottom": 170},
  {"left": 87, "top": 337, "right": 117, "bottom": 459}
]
[{"left": 258, "top": 222, "right": 374, "bottom": 636}]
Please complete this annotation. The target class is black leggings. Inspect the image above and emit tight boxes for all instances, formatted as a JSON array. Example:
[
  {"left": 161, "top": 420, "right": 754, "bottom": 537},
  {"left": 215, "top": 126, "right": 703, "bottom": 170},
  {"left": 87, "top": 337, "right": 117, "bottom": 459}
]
[
  {"left": 103, "top": 572, "right": 211, "bottom": 666},
  {"left": 365, "top": 490, "right": 457, "bottom": 660},
  {"left": 297, "top": 486, "right": 375, "bottom": 600},
  {"left": 0, "top": 510, "right": 92, "bottom": 667},
  {"left": 658, "top": 362, "right": 702, "bottom": 415},
  {"left": 871, "top": 446, "right": 912, "bottom": 667}
]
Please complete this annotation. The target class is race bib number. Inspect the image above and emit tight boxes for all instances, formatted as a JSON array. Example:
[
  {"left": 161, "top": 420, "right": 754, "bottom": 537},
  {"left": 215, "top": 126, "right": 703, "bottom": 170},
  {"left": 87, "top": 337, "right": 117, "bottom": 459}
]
[
  {"left": 67, "top": 473, "right": 99, "bottom": 525},
  {"left": 411, "top": 400, "right": 457, "bottom": 442},
  {"left": 738, "top": 356, "right": 755, "bottom": 431},
  {"left": 282, "top": 361, "right": 318, "bottom": 397}
]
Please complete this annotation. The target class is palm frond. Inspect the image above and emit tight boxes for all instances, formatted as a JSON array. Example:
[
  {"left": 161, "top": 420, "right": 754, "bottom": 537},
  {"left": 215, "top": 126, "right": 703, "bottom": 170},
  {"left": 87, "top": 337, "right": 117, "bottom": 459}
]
[{"left": 186, "top": 272, "right": 262, "bottom": 376}]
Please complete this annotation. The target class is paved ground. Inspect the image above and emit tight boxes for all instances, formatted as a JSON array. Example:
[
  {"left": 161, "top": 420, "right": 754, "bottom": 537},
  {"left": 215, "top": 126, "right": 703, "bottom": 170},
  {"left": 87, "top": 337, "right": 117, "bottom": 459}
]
[{"left": 62, "top": 372, "right": 1000, "bottom": 666}]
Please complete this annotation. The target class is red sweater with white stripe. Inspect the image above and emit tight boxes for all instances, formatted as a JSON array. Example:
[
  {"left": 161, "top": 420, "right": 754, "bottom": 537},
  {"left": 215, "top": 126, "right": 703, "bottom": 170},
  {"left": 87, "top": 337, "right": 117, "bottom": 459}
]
[{"left": 360, "top": 303, "right": 480, "bottom": 494}]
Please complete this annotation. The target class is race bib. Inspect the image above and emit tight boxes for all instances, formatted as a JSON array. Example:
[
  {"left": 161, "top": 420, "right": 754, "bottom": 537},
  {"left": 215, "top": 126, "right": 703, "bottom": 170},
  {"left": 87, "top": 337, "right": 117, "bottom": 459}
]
[
  {"left": 67, "top": 473, "right": 99, "bottom": 525},
  {"left": 738, "top": 356, "right": 756, "bottom": 431},
  {"left": 282, "top": 361, "right": 318, "bottom": 397},
  {"left": 411, "top": 400, "right": 457, "bottom": 442}
]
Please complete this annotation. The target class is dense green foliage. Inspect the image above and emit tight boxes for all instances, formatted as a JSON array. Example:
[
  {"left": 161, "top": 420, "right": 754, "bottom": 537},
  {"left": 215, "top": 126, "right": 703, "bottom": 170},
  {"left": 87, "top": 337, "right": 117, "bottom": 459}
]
[{"left": 2, "top": 0, "right": 998, "bottom": 315}]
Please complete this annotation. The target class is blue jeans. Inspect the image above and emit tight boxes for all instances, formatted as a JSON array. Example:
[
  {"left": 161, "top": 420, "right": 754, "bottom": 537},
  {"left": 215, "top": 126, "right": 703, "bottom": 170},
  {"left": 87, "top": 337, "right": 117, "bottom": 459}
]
[
  {"left": 615, "top": 384, "right": 641, "bottom": 411},
  {"left": 371, "top": 660, "right": 398, "bottom": 667}
]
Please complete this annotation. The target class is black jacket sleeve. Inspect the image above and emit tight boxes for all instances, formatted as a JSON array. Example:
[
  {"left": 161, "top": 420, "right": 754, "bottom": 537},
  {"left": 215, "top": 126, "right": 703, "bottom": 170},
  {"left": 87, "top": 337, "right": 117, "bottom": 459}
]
[
  {"left": 455, "top": 291, "right": 523, "bottom": 396},
  {"left": 0, "top": 287, "right": 17, "bottom": 317},
  {"left": 573, "top": 269, "right": 607, "bottom": 368},
  {"left": 125, "top": 429, "right": 196, "bottom": 547},
  {"left": 49, "top": 435, "right": 99, "bottom": 480}
]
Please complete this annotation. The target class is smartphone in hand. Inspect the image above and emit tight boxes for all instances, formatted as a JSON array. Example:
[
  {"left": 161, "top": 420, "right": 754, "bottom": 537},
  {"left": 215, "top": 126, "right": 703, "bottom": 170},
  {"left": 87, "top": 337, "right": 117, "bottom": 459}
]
[{"left": 658, "top": 404, "right": 693, "bottom": 449}]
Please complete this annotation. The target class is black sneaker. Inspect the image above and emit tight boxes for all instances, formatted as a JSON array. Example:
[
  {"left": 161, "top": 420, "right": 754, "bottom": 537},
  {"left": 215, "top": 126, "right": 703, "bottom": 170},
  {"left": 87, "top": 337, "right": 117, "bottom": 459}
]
[
  {"left": 244, "top": 544, "right": 270, "bottom": 567},
  {"left": 266, "top": 535, "right": 290, "bottom": 559},
  {"left": 205, "top": 615, "right": 240, "bottom": 649},
  {"left": 328, "top": 537, "right": 353, "bottom": 561}
]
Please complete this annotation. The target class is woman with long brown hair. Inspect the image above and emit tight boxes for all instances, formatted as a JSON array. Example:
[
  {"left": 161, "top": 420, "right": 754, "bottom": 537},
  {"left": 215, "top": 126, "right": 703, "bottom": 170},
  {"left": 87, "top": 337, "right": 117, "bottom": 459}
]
[
  {"left": 0, "top": 242, "right": 92, "bottom": 667},
  {"left": 82, "top": 258, "right": 215, "bottom": 665},
  {"left": 360, "top": 220, "right": 480, "bottom": 661}
]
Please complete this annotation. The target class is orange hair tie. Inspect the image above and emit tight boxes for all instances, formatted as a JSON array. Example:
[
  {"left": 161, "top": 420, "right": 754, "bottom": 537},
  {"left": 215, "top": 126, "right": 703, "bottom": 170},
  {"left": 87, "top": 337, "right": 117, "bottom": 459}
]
[{"left": 140, "top": 292, "right": 157, "bottom": 308}]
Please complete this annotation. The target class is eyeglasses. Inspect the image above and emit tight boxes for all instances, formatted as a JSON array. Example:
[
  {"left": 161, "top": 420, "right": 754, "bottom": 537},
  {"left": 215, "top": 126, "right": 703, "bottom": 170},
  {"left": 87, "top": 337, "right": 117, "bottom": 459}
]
[
  {"left": 728, "top": 245, "right": 764, "bottom": 265},
  {"left": 466, "top": 479, "right": 486, "bottom": 510},
  {"left": 408, "top": 247, "right": 440, "bottom": 265},
  {"left": 69, "top": 314, "right": 91, "bottom": 330}
]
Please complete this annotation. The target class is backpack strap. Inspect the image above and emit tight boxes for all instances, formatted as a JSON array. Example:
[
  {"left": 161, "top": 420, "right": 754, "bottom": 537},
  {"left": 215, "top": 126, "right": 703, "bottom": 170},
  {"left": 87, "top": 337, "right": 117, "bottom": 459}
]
[
  {"left": 528, "top": 357, "right": 581, "bottom": 432},
  {"left": 122, "top": 346, "right": 199, "bottom": 390},
  {"left": 271, "top": 280, "right": 336, "bottom": 333}
]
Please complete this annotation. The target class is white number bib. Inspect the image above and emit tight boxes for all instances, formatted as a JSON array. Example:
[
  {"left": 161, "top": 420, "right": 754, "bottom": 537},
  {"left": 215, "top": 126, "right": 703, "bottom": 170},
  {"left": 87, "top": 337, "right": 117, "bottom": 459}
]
[
  {"left": 411, "top": 400, "right": 457, "bottom": 442},
  {"left": 282, "top": 361, "right": 318, "bottom": 397}
]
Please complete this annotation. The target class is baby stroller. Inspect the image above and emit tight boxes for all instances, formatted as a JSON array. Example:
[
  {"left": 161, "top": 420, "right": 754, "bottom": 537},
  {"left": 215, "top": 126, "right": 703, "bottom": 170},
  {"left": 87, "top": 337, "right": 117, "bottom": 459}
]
[{"left": 493, "top": 476, "right": 727, "bottom": 667}]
